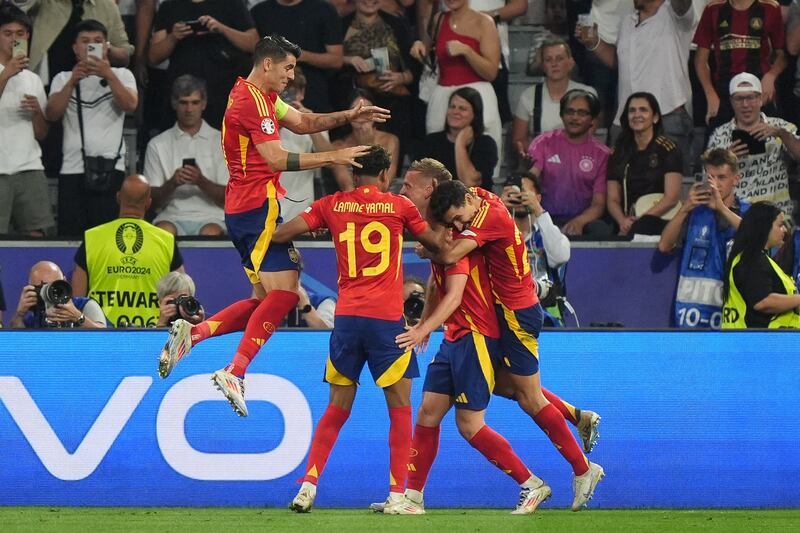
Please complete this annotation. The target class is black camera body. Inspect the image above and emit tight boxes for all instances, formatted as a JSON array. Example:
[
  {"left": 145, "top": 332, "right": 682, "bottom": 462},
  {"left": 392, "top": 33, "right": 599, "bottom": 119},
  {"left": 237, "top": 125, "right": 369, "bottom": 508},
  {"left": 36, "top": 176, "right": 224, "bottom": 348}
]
[
  {"left": 170, "top": 294, "right": 201, "bottom": 317},
  {"left": 403, "top": 290, "right": 425, "bottom": 326}
]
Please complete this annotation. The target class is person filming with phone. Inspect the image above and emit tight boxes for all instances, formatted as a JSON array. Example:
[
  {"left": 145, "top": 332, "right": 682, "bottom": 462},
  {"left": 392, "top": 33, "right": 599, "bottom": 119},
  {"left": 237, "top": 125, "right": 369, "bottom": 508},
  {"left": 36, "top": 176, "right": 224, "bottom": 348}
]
[
  {"left": 0, "top": 5, "right": 55, "bottom": 237},
  {"left": 144, "top": 74, "right": 228, "bottom": 236},
  {"left": 659, "top": 148, "right": 747, "bottom": 330},
  {"left": 45, "top": 19, "right": 137, "bottom": 237},
  {"left": 707, "top": 73, "right": 800, "bottom": 220}
]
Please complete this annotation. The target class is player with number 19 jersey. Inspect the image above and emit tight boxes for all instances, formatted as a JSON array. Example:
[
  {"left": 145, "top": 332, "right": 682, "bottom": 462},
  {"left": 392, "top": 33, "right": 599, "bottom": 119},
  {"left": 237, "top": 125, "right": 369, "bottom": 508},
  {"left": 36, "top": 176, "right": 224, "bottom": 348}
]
[{"left": 300, "top": 185, "right": 429, "bottom": 321}]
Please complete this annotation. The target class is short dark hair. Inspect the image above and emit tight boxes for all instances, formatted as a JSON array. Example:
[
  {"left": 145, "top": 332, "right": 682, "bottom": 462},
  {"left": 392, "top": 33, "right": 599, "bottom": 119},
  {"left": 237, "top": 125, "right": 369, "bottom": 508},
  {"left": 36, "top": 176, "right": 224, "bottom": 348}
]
[
  {"left": 74, "top": 19, "right": 108, "bottom": 41},
  {"left": 521, "top": 172, "right": 542, "bottom": 195},
  {"left": 353, "top": 145, "right": 391, "bottom": 177},
  {"left": 0, "top": 5, "right": 32, "bottom": 32},
  {"left": 560, "top": 89, "right": 601, "bottom": 119},
  {"left": 702, "top": 148, "right": 739, "bottom": 172},
  {"left": 253, "top": 34, "right": 301, "bottom": 65},
  {"left": 430, "top": 180, "right": 470, "bottom": 224},
  {"left": 446, "top": 87, "right": 485, "bottom": 135},
  {"left": 171, "top": 74, "right": 207, "bottom": 105},
  {"left": 540, "top": 36, "right": 572, "bottom": 60}
]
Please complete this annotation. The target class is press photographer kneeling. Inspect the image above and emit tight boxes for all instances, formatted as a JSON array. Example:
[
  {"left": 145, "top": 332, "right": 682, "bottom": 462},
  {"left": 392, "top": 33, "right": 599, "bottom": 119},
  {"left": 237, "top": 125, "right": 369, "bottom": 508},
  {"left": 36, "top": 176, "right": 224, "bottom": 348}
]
[
  {"left": 156, "top": 272, "right": 205, "bottom": 327},
  {"left": 10, "top": 261, "right": 107, "bottom": 328}
]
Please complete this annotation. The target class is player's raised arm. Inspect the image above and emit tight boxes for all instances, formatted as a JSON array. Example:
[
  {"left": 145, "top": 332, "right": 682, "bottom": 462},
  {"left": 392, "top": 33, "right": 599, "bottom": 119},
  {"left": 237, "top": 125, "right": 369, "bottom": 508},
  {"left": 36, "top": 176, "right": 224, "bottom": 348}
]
[
  {"left": 280, "top": 97, "right": 390, "bottom": 135},
  {"left": 255, "top": 139, "right": 370, "bottom": 172}
]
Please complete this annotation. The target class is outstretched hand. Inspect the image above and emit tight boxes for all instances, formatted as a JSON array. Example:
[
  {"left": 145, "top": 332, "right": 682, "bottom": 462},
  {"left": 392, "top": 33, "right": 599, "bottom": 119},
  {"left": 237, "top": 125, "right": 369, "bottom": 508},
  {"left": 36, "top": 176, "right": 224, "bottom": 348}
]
[
  {"left": 396, "top": 323, "right": 430, "bottom": 353},
  {"left": 348, "top": 99, "right": 391, "bottom": 124},
  {"left": 333, "top": 145, "right": 372, "bottom": 167}
]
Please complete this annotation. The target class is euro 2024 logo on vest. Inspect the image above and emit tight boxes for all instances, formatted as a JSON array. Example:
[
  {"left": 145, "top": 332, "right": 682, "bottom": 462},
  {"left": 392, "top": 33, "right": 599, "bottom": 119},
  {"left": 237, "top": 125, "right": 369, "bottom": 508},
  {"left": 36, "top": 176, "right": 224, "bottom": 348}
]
[{"left": 115, "top": 222, "right": 144, "bottom": 266}]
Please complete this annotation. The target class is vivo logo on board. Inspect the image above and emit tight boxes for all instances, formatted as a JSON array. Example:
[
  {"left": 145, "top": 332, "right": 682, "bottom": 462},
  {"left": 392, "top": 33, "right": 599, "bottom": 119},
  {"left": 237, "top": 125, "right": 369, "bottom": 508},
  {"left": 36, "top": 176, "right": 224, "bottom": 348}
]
[{"left": 0, "top": 374, "right": 313, "bottom": 481}]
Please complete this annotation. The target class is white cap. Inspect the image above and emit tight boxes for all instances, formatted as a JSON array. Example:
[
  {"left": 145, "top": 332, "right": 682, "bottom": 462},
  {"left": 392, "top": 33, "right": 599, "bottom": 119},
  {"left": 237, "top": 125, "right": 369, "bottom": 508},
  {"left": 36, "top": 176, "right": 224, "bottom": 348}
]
[{"left": 729, "top": 72, "right": 762, "bottom": 95}]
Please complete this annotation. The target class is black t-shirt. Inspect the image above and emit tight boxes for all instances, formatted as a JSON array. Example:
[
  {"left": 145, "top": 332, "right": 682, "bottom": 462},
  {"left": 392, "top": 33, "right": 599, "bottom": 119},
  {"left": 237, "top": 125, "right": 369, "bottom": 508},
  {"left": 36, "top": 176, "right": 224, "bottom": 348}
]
[
  {"left": 732, "top": 252, "right": 787, "bottom": 328},
  {"left": 154, "top": 0, "right": 255, "bottom": 126},
  {"left": 608, "top": 135, "right": 683, "bottom": 210},
  {"left": 251, "top": 0, "right": 343, "bottom": 112},
  {"left": 415, "top": 131, "right": 498, "bottom": 191}
]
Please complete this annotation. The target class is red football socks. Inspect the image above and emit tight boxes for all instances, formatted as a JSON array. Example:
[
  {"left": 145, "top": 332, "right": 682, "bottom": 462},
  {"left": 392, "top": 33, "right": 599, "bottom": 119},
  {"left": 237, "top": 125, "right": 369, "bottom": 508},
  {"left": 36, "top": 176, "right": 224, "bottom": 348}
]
[
  {"left": 468, "top": 425, "right": 531, "bottom": 484},
  {"left": 533, "top": 403, "right": 589, "bottom": 475},
  {"left": 542, "top": 387, "right": 579, "bottom": 426},
  {"left": 388, "top": 406, "right": 412, "bottom": 494},
  {"left": 190, "top": 298, "right": 261, "bottom": 345},
  {"left": 406, "top": 424, "right": 440, "bottom": 492},
  {"left": 302, "top": 404, "right": 350, "bottom": 485},
  {"left": 227, "top": 290, "right": 299, "bottom": 377}
]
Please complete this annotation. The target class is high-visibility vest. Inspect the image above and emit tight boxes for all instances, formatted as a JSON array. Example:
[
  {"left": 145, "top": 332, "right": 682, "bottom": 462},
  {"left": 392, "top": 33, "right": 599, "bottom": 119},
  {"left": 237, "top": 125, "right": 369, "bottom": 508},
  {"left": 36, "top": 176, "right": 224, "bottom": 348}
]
[
  {"left": 722, "top": 252, "right": 800, "bottom": 329},
  {"left": 85, "top": 218, "right": 174, "bottom": 327}
]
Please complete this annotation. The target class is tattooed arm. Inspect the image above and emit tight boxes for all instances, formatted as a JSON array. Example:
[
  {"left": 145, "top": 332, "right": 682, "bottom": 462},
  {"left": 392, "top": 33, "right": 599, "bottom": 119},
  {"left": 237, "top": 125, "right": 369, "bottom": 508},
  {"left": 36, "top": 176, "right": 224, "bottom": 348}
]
[{"left": 280, "top": 99, "right": 391, "bottom": 135}]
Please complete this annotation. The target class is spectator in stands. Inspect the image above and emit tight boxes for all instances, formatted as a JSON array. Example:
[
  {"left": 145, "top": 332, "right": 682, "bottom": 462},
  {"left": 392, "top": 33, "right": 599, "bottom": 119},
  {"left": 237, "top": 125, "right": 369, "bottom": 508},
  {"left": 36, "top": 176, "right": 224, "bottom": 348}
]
[
  {"left": 156, "top": 271, "right": 204, "bottom": 327},
  {"left": 22, "top": 0, "right": 133, "bottom": 84},
  {"left": 0, "top": 5, "right": 54, "bottom": 237},
  {"left": 607, "top": 92, "right": 683, "bottom": 237},
  {"left": 722, "top": 201, "right": 800, "bottom": 328},
  {"left": 45, "top": 19, "right": 137, "bottom": 237},
  {"left": 331, "top": 89, "right": 400, "bottom": 190},
  {"left": 659, "top": 148, "right": 746, "bottom": 329},
  {"left": 339, "top": 0, "right": 415, "bottom": 151},
  {"left": 411, "top": 0, "right": 503, "bottom": 160},
  {"left": 693, "top": 0, "right": 786, "bottom": 126},
  {"left": 511, "top": 37, "right": 597, "bottom": 160},
  {"left": 526, "top": 89, "right": 611, "bottom": 237},
  {"left": 577, "top": 0, "right": 694, "bottom": 175},
  {"left": 251, "top": 0, "right": 342, "bottom": 113},
  {"left": 279, "top": 68, "right": 335, "bottom": 220},
  {"left": 417, "top": 0, "right": 529, "bottom": 125},
  {"left": 10, "top": 260, "right": 107, "bottom": 328},
  {"left": 144, "top": 75, "right": 228, "bottom": 237},
  {"left": 707, "top": 73, "right": 800, "bottom": 220},
  {"left": 784, "top": 0, "right": 800, "bottom": 127},
  {"left": 500, "top": 172, "right": 570, "bottom": 326},
  {"left": 414, "top": 87, "right": 498, "bottom": 190},
  {"left": 149, "top": 0, "right": 258, "bottom": 129},
  {"left": 71, "top": 174, "right": 185, "bottom": 327}
]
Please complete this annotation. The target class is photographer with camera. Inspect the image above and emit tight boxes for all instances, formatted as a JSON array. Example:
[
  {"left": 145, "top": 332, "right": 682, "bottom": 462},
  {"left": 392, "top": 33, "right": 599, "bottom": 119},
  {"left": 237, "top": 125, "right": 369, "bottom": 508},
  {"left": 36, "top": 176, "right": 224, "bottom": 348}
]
[
  {"left": 156, "top": 271, "right": 204, "bottom": 327},
  {"left": 402, "top": 276, "right": 426, "bottom": 326},
  {"left": 501, "top": 173, "right": 570, "bottom": 327},
  {"left": 10, "top": 261, "right": 107, "bottom": 328}
]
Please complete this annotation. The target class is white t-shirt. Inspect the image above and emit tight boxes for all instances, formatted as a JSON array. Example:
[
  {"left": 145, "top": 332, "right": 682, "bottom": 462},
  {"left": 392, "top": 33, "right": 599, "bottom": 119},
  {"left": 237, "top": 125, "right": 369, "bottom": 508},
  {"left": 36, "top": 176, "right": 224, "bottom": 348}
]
[
  {"left": 0, "top": 65, "right": 46, "bottom": 174},
  {"left": 707, "top": 114, "right": 797, "bottom": 218},
  {"left": 144, "top": 120, "right": 229, "bottom": 223},
  {"left": 613, "top": 0, "right": 694, "bottom": 125},
  {"left": 514, "top": 80, "right": 596, "bottom": 135},
  {"left": 49, "top": 69, "right": 136, "bottom": 175},
  {"left": 589, "top": 0, "right": 631, "bottom": 44},
  {"left": 278, "top": 127, "right": 328, "bottom": 222}
]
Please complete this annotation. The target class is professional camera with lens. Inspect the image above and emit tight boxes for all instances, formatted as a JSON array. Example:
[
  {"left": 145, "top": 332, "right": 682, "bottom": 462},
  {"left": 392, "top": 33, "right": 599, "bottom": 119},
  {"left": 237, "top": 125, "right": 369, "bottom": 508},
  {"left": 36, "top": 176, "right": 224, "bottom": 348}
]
[
  {"left": 170, "top": 294, "right": 202, "bottom": 318},
  {"left": 403, "top": 290, "right": 425, "bottom": 326},
  {"left": 32, "top": 280, "right": 74, "bottom": 327}
]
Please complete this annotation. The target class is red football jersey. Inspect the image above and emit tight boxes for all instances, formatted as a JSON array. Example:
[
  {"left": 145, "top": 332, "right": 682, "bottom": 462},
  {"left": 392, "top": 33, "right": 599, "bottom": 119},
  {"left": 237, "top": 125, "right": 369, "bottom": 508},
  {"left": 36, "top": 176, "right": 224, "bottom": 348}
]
[
  {"left": 222, "top": 77, "right": 290, "bottom": 214},
  {"left": 300, "top": 186, "right": 429, "bottom": 320},
  {"left": 431, "top": 251, "right": 500, "bottom": 342},
  {"left": 454, "top": 187, "right": 538, "bottom": 310}
]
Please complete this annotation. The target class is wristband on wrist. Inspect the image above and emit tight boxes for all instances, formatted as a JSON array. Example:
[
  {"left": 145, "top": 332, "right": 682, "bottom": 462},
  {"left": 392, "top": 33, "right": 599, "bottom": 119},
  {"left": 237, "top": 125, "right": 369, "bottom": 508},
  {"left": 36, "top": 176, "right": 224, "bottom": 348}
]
[{"left": 299, "top": 304, "right": 313, "bottom": 314}]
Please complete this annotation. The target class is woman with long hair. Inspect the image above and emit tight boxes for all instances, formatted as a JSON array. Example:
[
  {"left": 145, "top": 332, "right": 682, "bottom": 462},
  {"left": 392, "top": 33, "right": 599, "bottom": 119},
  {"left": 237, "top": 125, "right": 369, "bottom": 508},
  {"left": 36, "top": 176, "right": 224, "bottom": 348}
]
[
  {"left": 606, "top": 92, "right": 683, "bottom": 236},
  {"left": 331, "top": 89, "right": 401, "bottom": 190},
  {"left": 414, "top": 87, "right": 498, "bottom": 189},
  {"left": 411, "top": 0, "right": 503, "bottom": 159},
  {"left": 722, "top": 202, "right": 800, "bottom": 328}
]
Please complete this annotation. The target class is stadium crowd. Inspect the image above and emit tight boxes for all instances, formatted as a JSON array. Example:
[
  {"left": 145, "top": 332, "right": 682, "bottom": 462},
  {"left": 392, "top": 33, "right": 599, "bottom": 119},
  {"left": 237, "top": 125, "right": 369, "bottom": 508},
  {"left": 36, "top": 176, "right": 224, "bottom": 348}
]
[{"left": 2, "top": 0, "right": 800, "bottom": 331}]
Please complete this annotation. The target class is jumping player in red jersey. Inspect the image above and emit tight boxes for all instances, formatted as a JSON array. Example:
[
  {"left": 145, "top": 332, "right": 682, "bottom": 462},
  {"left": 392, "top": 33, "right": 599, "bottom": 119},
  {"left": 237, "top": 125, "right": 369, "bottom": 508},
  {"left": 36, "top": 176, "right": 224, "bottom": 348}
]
[
  {"left": 268, "top": 146, "right": 440, "bottom": 514},
  {"left": 429, "top": 180, "right": 604, "bottom": 511},
  {"left": 157, "top": 35, "right": 390, "bottom": 417}
]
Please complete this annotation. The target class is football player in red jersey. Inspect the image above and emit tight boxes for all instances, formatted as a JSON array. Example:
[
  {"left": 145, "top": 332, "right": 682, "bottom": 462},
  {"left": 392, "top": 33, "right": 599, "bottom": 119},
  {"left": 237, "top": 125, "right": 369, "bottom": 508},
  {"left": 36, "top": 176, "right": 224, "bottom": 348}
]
[
  {"left": 270, "top": 146, "right": 440, "bottom": 513},
  {"left": 157, "top": 35, "right": 390, "bottom": 417},
  {"left": 429, "top": 180, "right": 604, "bottom": 511}
]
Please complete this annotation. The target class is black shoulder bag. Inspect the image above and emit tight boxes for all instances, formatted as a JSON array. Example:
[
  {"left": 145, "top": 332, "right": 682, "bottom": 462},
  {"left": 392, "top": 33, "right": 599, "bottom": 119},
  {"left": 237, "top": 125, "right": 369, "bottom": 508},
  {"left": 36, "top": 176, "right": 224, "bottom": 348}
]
[{"left": 75, "top": 81, "right": 123, "bottom": 192}]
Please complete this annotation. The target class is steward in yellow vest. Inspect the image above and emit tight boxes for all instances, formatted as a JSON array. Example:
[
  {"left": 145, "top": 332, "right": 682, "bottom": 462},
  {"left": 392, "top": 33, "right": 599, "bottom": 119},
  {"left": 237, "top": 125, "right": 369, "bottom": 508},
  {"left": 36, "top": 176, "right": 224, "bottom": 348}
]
[{"left": 71, "top": 175, "right": 184, "bottom": 326}]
